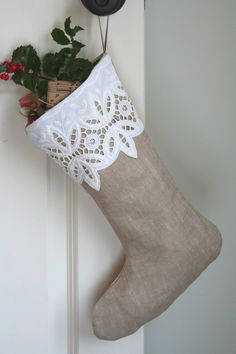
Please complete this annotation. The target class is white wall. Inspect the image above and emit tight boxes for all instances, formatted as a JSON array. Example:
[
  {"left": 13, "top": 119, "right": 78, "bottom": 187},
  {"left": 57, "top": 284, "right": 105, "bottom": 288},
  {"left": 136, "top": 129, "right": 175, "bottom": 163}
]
[
  {"left": 145, "top": 1, "right": 236, "bottom": 353},
  {"left": 0, "top": 0, "right": 145, "bottom": 354}
]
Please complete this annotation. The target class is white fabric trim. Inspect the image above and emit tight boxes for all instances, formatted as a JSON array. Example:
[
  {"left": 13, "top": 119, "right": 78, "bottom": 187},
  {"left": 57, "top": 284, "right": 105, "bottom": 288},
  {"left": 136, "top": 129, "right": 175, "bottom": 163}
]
[{"left": 26, "top": 54, "right": 144, "bottom": 191}]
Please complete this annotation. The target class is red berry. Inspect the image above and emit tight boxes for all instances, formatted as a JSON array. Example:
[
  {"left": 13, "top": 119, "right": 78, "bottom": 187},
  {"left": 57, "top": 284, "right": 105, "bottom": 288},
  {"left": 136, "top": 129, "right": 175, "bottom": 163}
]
[
  {"left": 6, "top": 67, "right": 14, "bottom": 73},
  {"left": 0, "top": 73, "right": 9, "bottom": 80},
  {"left": 3, "top": 60, "right": 11, "bottom": 66},
  {"left": 16, "top": 64, "right": 24, "bottom": 71},
  {"left": 27, "top": 116, "right": 37, "bottom": 126},
  {"left": 6, "top": 62, "right": 19, "bottom": 73}
]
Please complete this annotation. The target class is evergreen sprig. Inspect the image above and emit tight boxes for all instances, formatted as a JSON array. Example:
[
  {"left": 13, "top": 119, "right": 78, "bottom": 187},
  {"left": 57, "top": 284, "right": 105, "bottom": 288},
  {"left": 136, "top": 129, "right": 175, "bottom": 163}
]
[{"left": 3, "top": 17, "right": 94, "bottom": 98}]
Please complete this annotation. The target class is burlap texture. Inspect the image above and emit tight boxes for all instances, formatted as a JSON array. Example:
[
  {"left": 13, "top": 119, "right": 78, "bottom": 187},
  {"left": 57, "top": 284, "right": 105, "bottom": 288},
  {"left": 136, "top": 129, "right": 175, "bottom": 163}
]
[
  {"left": 83, "top": 131, "right": 222, "bottom": 340},
  {"left": 47, "top": 80, "right": 80, "bottom": 106}
]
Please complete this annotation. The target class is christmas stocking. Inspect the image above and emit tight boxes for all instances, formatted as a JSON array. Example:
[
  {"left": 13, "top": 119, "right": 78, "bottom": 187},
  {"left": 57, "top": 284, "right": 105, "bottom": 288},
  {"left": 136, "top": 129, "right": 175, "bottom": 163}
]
[{"left": 26, "top": 55, "right": 222, "bottom": 340}]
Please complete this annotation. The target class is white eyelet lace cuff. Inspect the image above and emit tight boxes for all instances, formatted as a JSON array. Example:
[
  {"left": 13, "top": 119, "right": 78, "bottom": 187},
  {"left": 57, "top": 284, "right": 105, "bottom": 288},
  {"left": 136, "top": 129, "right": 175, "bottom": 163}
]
[{"left": 26, "top": 54, "right": 144, "bottom": 191}]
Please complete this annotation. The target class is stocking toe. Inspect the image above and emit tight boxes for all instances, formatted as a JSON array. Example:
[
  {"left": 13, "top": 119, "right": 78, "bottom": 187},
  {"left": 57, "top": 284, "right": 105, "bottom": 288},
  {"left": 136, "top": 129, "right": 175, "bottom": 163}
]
[{"left": 92, "top": 291, "right": 137, "bottom": 340}]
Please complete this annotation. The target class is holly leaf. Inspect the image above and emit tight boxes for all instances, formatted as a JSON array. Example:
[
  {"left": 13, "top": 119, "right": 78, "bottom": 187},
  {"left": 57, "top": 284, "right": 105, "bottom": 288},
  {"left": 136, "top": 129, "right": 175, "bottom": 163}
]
[
  {"left": 12, "top": 45, "right": 40, "bottom": 72},
  {"left": 51, "top": 28, "right": 70, "bottom": 45},
  {"left": 64, "top": 17, "right": 83, "bottom": 37},
  {"left": 71, "top": 40, "right": 85, "bottom": 57},
  {"left": 37, "top": 80, "right": 48, "bottom": 98},
  {"left": 59, "top": 47, "right": 72, "bottom": 56},
  {"left": 64, "top": 58, "right": 93, "bottom": 82},
  {"left": 0, "top": 64, "right": 5, "bottom": 73},
  {"left": 12, "top": 72, "right": 38, "bottom": 92},
  {"left": 57, "top": 72, "right": 70, "bottom": 81},
  {"left": 42, "top": 52, "right": 65, "bottom": 78}
]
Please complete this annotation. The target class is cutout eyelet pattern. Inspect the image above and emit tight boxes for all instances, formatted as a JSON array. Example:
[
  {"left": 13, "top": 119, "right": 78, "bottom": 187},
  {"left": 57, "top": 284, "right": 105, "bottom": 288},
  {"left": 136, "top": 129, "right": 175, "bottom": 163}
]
[{"left": 26, "top": 55, "right": 144, "bottom": 190}]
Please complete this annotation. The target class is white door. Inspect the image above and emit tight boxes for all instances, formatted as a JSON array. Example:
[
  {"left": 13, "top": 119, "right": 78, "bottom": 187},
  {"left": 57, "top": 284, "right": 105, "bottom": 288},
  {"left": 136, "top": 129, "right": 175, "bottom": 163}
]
[{"left": 0, "top": 1, "right": 145, "bottom": 354}]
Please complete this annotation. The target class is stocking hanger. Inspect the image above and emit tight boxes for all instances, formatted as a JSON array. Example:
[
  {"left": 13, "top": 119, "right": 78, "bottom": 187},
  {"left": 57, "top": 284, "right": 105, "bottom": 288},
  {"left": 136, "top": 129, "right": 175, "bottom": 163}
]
[
  {"left": 81, "top": 0, "right": 126, "bottom": 16},
  {"left": 98, "top": 16, "right": 109, "bottom": 53},
  {"left": 81, "top": 0, "right": 127, "bottom": 53}
]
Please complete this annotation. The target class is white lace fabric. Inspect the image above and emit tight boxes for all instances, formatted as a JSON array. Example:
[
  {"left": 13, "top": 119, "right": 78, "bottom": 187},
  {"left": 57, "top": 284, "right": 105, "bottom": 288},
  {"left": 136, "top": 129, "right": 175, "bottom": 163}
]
[{"left": 26, "top": 55, "right": 144, "bottom": 191}]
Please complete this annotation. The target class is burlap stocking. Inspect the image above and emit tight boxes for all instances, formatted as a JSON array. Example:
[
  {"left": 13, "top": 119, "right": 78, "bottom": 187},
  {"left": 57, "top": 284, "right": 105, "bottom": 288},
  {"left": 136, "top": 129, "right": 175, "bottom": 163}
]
[
  {"left": 26, "top": 54, "right": 222, "bottom": 341},
  {"left": 84, "top": 131, "right": 222, "bottom": 340}
]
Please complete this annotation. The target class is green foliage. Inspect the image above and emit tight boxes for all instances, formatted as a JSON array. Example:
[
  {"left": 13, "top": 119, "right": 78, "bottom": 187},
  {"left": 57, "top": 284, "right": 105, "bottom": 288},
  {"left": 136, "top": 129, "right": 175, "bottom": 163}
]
[
  {"left": 37, "top": 80, "right": 48, "bottom": 98},
  {"left": 7, "top": 16, "right": 95, "bottom": 99},
  {"left": 12, "top": 72, "right": 39, "bottom": 92},
  {"left": 42, "top": 17, "right": 92, "bottom": 84},
  {"left": 71, "top": 40, "right": 85, "bottom": 57},
  {"left": 59, "top": 47, "right": 72, "bottom": 56},
  {"left": 64, "top": 16, "right": 83, "bottom": 37},
  {"left": 42, "top": 52, "right": 66, "bottom": 78},
  {"left": 12, "top": 45, "right": 40, "bottom": 72},
  {"left": 64, "top": 58, "right": 93, "bottom": 82},
  {"left": 51, "top": 28, "right": 70, "bottom": 45},
  {"left": 0, "top": 64, "right": 5, "bottom": 73},
  {"left": 57, "top": 72, "right": 70, "bottom": 81}
]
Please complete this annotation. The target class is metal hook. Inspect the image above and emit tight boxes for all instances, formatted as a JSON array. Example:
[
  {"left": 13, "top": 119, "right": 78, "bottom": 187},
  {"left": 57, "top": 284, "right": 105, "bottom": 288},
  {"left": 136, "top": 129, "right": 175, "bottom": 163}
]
[{"left": 81, "top": 0, "right": 126, "bottom": 16}]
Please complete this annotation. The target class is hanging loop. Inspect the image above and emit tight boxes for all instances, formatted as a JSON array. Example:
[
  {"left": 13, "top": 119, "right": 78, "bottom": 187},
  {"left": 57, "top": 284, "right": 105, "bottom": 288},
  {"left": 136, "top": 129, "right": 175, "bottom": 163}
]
[
  {"left": 98, "top": 16, "right": 110, "bottom": 53},
  {"left": 81, "top": 0, "right": 126, "bottom": 16}
]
